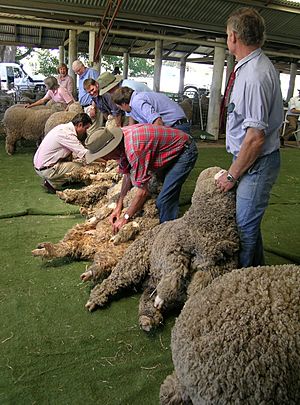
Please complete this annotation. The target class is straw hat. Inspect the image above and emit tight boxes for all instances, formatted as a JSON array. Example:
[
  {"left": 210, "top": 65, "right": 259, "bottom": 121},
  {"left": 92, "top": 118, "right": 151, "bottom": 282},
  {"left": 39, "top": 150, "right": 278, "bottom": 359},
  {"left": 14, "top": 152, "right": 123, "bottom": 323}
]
[
  {"left": 85, "top": 126, "right": 123, "bottom": 163},
  {"left": 97, "top": 72, "right": 123, "bottom": 95}
]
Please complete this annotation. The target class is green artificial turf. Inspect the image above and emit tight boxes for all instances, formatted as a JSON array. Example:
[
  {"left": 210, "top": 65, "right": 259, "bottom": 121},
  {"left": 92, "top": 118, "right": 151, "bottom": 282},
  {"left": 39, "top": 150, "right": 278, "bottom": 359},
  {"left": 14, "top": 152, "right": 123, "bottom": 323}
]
[{"left": 0, "top": 139, "right": 299, "bottom": 404}]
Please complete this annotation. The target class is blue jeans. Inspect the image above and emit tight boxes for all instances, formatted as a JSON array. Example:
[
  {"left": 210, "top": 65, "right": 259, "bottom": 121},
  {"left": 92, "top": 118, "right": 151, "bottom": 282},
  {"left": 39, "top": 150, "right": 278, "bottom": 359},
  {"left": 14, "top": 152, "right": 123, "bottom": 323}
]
[
  {"left": 236, "top": 149, "right": 280, "bottom": 268},
  {"left": 173, "top": 122, "right": 191, "bottom": 135},
  {"left": 156, "top": 140, "right": 198, "bottom": 223}
]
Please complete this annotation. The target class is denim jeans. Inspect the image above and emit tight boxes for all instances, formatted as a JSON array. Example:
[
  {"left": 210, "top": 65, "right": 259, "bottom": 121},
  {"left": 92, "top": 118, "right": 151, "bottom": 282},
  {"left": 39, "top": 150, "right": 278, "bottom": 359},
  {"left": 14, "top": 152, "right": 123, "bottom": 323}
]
[
  {"left": 156, "top": 140, "right": 198, "bottom": 223},
  {"left": 173, "top": 122, "right": 191, "bottom": 135},
  {"left": 235, "top": 149, "right": 280, "bottom": 268}
]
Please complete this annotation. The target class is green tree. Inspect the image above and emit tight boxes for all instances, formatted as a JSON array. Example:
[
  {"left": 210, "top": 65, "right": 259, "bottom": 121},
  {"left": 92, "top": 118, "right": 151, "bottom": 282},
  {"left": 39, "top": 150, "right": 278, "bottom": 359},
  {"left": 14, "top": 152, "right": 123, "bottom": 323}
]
[
  {"left": 34, "top": 49, "right": 59, "bottom": 76},
  {"left": 100, "top": 55, "right": 154, "bottom": 77}
]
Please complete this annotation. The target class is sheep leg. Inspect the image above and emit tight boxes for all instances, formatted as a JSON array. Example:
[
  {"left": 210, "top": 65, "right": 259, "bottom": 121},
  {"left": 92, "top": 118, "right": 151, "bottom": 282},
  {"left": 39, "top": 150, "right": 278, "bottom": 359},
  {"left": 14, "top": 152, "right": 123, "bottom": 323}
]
[
  {"left": 138, "top": 285, "right": 164, "bottom": 332},
  {"left": 5, "top": 132, "right": 17, "bottom": 155},
  {"left": 31, "top": 242, "right": 70, "bottom": 259},
  {"left": 160, "top": 371, "right": 192, "bottom": 405},
  {"left": 85, "top": 237, "right": 151, "bottom": 311},
  {"left": 154, "top": 256, "right": 191, "bottom": 310}
]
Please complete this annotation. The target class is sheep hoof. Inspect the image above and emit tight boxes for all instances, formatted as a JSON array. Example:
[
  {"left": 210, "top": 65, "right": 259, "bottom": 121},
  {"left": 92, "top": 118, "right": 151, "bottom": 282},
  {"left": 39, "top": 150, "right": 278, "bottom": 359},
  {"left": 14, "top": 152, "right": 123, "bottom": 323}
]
[
  {"left": 139, "top": 316, "right": 153, "bottom": 332},
  {"left": 154, "top": 295, "right": 164, "bottom": 309},
  {"left": 32, "top": 248, "right": 46, "bottom": 256},
  {"left": 80, "top": 270, "right": 93, "bottom": 282},
  {"left": 85, "top": 301, "right": 97, "bottom": 311}
]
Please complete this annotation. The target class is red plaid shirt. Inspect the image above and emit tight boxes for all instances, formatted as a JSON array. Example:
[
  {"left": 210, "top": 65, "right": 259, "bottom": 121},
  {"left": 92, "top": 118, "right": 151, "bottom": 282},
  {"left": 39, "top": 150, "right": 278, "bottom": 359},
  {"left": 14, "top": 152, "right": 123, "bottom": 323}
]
[{"left": 118, "top": 124, "right": 189, "bottom": 187}]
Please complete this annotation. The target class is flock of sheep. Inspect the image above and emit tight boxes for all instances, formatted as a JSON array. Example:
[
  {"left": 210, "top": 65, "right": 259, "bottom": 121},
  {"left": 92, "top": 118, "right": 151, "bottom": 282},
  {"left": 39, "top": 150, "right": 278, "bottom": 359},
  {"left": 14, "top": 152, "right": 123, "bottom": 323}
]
[{"left": 2, "top": 99, "right": 300, "bottom": 403}]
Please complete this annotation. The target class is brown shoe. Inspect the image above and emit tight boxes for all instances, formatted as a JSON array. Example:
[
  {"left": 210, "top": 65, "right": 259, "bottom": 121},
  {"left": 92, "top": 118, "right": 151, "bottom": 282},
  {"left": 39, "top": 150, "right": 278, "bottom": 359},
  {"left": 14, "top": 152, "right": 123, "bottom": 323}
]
[{"left": 42, "top": 180, "right": 57, "bottom": 194}]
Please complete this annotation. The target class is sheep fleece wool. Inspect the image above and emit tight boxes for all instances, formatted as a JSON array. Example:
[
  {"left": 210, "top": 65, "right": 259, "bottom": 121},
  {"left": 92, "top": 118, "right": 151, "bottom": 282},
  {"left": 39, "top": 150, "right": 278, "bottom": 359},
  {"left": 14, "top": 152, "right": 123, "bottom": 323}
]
[{"left": 162, "top": 265, "right": 300, "bottom": 404}]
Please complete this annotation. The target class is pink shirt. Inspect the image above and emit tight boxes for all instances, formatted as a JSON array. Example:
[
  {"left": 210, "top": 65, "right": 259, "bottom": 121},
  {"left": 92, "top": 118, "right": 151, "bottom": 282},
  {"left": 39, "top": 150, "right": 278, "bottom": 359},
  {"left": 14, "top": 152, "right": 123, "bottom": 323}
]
[
  {"left": 57, "top": 74, "right": 74, "bottom": 95},
  {"left": 33, "top": 122, "right": 87, "bottom": 169},
  {"left": 45, "top": 86, "right": 74, "bottom": 104}
]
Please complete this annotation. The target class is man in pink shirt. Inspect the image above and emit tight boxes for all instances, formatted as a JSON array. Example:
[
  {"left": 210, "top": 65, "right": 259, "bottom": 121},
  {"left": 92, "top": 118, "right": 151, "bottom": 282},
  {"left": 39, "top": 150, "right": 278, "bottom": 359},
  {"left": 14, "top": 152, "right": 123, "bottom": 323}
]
[
  {"left": 33, "top": 113, "right": 92, "bottom": 193},
  {"left": 25, "top": 76, "right": 74, "bottom": 109}
]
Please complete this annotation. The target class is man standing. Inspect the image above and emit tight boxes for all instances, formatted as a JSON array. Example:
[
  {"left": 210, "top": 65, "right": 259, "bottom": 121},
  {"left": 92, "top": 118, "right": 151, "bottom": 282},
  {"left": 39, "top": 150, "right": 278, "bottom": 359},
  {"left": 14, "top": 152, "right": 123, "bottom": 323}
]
[
  {"left": 72, "top": 60, "right": 98, "bottom": 107},
  {"left": 84, "top": 124, "right": 198, "bottom": 233},
  {"left": 34, "top": 113, "right": 92, "bottom": 192},
  {"left": 216, "top": 8, "right": 283, "bottom": 268},
  {"left": 112, "top": 86, "right": 191, "bottom": 134},
  {"left": 282, "top": 88, "right": 300, "bottom": 146}
]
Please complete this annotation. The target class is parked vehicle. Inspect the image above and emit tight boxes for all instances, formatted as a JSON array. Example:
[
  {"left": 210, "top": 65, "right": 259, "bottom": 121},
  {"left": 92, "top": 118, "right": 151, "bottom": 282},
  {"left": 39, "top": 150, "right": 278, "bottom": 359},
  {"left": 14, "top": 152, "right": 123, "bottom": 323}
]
[{"left": 0, "top": 62, "right": 45, "bottom": 93}]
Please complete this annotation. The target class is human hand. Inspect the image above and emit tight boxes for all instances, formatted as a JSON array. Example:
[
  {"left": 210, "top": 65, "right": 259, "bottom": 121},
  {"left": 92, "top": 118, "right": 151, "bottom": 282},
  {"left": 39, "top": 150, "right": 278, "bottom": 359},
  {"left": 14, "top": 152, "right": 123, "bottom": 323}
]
[
  {"left": 109, "top": 207, "right": 122, "bottom": 226},
  {"left": 112, "top": 217, "right": 128, "bottom": 234},
  {"left": 215, "top": 171, "right": 236, "bottom": 192}
]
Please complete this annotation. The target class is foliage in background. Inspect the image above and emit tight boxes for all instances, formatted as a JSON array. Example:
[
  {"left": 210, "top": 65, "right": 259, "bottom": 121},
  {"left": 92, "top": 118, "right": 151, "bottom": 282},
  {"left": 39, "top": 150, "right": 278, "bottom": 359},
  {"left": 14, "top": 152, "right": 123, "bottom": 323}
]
[{"left": 33, "top": 49, "right": 59, "bottom": 76}]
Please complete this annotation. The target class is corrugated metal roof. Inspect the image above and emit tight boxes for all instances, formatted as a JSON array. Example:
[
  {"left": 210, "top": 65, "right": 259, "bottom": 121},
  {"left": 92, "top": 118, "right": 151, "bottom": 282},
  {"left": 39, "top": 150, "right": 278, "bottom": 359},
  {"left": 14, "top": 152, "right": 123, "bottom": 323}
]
[{"left": 0, "top": 0, "right": 299, "bottom": 71}]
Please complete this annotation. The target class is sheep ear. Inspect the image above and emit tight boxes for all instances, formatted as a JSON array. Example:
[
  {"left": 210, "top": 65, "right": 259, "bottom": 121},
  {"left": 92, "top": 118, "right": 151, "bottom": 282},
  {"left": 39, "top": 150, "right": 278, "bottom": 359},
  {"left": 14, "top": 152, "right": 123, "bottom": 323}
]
[{"left": 187, "top": 271, "right": 213, "bottom": 297}]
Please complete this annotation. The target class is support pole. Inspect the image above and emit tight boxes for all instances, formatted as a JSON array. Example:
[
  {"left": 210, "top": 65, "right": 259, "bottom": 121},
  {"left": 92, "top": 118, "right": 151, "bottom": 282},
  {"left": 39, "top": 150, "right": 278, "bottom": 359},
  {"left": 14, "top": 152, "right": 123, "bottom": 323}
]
[
  {"left": 59, "top": 46, "right": 64, "bottom": 65},
  {"left": 206, "top": 39, "right": 226, "bottom": 140},
  {"left": 123, "top": 52, "right": 129, "bottom": 79},
  {"left": 179, "top": 57, "right": 186, "bottom": 95},
  {"left": 153, "top": 39, "right": 163, "bottom": 92},
  {"left": 286, "top": 62, "right": 297, "bottom": 102},
  {"left": 68, "top": 29, "right": 77, "bottom": 97},
  {"left": 226, "top": 53, "right": 235, "bottom": 84}
]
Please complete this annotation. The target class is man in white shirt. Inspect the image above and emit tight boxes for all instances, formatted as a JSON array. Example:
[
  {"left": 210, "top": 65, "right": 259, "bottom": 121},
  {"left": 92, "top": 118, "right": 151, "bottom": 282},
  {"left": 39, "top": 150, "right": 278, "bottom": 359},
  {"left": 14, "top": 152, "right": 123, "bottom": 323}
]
[{"left": 33, "top": 113, "right": 92, "bottom": 192}]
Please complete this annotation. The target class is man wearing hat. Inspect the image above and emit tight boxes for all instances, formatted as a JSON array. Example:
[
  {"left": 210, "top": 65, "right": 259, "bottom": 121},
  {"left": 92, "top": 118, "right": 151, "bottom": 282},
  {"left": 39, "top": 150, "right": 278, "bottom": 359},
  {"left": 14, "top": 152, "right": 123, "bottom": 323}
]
[
  {"left": 97, "top": 71, "right": 152, "bottom": 96},
  {"left": 282, "top": 88, "right": 300, "bottom": 146},
  {"left": 83, "top": 78, "right": 123, "bottom": 126},
  {"left": 85, "top": 123, "right": 198, "bottom": 233},
  {"left": 111, "top": 86, "right": 191, "bottom": 134}
]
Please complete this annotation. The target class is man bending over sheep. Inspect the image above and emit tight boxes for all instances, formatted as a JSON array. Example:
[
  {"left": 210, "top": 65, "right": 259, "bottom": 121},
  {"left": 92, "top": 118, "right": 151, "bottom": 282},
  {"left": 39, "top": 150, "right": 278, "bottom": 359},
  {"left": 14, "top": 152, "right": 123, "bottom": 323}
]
[
  {"left": 85, "top": 124, "right": 198, "bottom": 233},
  {"left": 33, "top": 113, "right": 92, "bottom": 193}
]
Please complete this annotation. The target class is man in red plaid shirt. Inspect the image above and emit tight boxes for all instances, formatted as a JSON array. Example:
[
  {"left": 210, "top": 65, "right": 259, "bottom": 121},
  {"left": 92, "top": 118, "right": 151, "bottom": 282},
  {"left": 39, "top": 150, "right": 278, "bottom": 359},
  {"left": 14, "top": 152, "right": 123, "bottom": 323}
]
[{"left": 85, "top": 123, "right": 198, "bottom": 233}]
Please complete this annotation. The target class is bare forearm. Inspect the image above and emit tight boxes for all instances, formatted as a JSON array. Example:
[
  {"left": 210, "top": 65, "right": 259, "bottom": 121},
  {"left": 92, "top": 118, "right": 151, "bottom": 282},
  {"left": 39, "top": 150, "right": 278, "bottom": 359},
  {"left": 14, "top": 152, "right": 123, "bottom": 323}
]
[
  {"left": 116, "top": 174, "right": 132, "bottom": 210},
  {"left": 153, "top": 117, "right": 164, "bottom": 126},
  {"left": 125, "top": 187, "right": 149, "bottom": 218},
  {"left": 228, "top": 128, "right": 264, "bottom": 180}
]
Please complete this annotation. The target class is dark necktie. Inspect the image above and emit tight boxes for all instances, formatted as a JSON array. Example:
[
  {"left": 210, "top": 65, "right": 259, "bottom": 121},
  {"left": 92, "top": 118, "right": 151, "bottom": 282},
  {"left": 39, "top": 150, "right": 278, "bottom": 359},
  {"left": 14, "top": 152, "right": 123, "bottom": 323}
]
[{"left": 219, "top": 69, "right": 236, "bottom": 131}]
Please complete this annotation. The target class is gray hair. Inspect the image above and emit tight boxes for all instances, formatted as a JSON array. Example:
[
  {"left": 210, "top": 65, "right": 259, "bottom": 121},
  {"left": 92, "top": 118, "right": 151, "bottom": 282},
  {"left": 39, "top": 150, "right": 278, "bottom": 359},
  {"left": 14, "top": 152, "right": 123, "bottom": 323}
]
[
  {"left": 44, "top": 76, "right": 59, "bottom": 90},
  {"left": 227, "top": 7, "right": 265, "bottom": 47},
  {"left": 72, "top": 60, "right": 84, "bottom": 70}
]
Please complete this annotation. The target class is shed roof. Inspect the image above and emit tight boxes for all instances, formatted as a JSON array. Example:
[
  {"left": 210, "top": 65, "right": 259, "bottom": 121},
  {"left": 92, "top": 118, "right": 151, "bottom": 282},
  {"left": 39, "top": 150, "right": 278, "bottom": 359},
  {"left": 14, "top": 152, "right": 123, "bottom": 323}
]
[{"left": 0, "top": 0, "right": 299, "bottom": 72}]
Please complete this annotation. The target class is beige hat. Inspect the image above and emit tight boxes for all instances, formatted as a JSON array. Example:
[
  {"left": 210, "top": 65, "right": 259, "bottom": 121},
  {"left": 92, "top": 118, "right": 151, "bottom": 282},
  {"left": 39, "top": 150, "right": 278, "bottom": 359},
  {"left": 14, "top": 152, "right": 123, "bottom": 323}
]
[
  {"left": 97, "top": 72, "right": 123, "bottom": 95},
  {"left": 85, "top": 126, "right": 123, "bottom": 164}
]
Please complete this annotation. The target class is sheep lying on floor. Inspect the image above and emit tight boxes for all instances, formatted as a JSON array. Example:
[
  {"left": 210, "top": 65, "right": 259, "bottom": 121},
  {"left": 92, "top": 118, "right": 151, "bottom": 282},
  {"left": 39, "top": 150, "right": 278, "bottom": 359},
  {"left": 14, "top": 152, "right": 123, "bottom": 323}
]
[
  {"left": 85, "top": 167, "right": 239, "bottom": 332},
  {"left": 56, "top": 160, "right": 120, "bottom": 208},
  {"left": 32, "top": 178, "right": 160, "bottom": 272},
  {"left": 160, "top": 264, "right": 300, "bottom": 405}
]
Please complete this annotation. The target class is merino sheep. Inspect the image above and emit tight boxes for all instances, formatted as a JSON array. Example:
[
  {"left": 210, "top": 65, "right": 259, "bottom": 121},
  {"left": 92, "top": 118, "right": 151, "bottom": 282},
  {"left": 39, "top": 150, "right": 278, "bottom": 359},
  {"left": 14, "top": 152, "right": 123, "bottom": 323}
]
[
  {"left": 84, "top": 167, "right": 239, "bottom": 332},
  {"left": 32, "top": 179, "right": 160, "bottom": 273},
  {"left": 44, "top": 102, "right": 83, "bottom": 135},
  {"left": 56, "top": 160, "right": 121, "bottom": 208},
  {"left": 3, "top": 103, "right": 65, "bottom": 154},
  {"left": 160, "top": 264, "right": 300, "bottom": 405}
]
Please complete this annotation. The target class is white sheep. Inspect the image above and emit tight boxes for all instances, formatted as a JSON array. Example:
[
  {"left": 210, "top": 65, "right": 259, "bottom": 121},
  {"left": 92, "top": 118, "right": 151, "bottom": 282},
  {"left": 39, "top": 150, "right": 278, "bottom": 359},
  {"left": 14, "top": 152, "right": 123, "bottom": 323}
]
[
  {"left": 160, "top": 264, "right": 300, "bottom": 405},
  {"left": 3, "top": 103, "right": 65, "bottom": 154}
]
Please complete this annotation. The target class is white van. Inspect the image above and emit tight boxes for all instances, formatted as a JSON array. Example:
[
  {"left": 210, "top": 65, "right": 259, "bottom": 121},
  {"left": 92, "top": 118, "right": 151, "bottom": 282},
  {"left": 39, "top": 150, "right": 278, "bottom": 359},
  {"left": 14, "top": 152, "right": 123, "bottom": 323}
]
[{"left": 0, "top": 62, "right": 45, "bottom": 92}]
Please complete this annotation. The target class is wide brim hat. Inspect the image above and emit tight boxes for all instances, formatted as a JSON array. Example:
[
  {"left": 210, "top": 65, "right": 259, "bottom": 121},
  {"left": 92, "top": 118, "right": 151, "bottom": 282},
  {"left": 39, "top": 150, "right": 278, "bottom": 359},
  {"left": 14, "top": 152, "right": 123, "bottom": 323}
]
[
  {"left": 97, "top": 72, "right": 123, "bottom": 95},
  {"left": 85, "top": 126, "right": 123, "bottom": 164}
]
